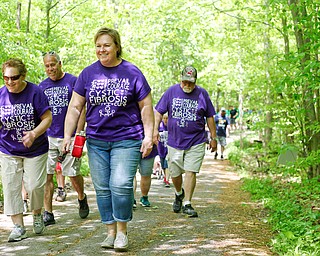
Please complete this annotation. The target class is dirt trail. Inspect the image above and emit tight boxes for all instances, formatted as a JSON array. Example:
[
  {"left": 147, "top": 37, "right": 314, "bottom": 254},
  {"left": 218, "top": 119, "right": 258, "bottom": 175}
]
[{"left": 0, "top": 134, "right": 273, "bottom": 256}]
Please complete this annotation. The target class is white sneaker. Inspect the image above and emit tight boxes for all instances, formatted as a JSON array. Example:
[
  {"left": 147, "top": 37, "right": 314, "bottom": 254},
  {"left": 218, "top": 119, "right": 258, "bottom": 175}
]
[
  {"left": 8, "top": 224, "right": 27, "bottom": 242},
  {"left": 114, "top": 232, "right": 128, "bottom": 252},
  {"left": 33, "top": 214, "right": 45, "bottom": 234}
]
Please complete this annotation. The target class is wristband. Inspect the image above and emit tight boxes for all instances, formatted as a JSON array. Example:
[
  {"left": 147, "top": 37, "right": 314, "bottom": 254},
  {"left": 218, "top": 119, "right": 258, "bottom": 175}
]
[{"left": 210, "top": 137, "right": 217, "bottom": 141}]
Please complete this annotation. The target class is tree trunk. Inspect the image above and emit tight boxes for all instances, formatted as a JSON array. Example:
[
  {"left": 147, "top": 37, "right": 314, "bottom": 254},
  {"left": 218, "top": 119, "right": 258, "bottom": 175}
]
[
  {"left": 264, "top": 0, "right": 272, "bottom": 145},
  {"left": 16, "top": 2, "right": 21, "bottom": 30},
  {"left": 26, "top": 0, "right": 31, "bottom": 33},
  {"left": 288, "top": 0, "right": 320, "bottom": 177}
]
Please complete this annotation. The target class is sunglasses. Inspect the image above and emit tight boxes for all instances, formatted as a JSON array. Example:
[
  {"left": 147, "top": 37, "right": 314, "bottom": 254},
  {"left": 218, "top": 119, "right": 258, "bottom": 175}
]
[
  {"left": 42, "top": 51, "right": 56, "bottom": 57},
  {"left": 3, "top": 74, "right": 21, "bottom": 82}
]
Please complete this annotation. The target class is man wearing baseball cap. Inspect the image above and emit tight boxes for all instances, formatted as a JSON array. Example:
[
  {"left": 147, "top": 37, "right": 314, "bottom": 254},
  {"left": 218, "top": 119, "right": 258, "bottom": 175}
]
[{"left": 154, "top": 66, "right": 217, "bottom": 217}]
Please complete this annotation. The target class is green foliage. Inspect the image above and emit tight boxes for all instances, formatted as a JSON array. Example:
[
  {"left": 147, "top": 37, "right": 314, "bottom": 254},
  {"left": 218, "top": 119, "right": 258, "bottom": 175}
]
[
  {"left": 242, "top": 176, "right": 320, "bottom": 255},
  {"left": 80, "top": 154, "right": 90, "bottom": 177},
  {"left": 228, "top": 134, "right": 320, "bottom": 255}
]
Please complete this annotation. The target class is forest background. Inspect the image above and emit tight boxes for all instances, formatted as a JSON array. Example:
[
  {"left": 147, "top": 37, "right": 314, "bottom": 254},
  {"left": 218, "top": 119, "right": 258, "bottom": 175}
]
[{"left": 0, "top": 0, "right": 320, "bottom": 255}]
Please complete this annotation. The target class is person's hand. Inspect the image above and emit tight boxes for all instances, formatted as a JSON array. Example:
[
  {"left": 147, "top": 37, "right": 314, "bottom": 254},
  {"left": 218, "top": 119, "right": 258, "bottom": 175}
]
[
  {"left": 61, "top": 137, "right": 72, "bottom": 155},
  {"left": 22, "top": 130, "right": 36, "bottom": 148},
  {"left": 140, "top": 137, "right": 153, "bottom": 158},
  {"left": 209, "top": 139, "right": 217, "bottom": 153}
]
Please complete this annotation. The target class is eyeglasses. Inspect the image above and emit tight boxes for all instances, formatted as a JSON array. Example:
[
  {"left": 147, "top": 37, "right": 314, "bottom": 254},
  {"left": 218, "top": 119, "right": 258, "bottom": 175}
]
[
  {"left": 3, "top": 74, "right": 21, "bottom": 82},
  {"left": 42, "top": 51, "right": 56, "bottom": 57}
]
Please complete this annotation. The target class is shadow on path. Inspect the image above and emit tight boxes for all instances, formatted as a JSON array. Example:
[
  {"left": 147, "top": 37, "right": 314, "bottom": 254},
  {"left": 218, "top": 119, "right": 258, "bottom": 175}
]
[{"left": 0, "top": 133, "right": 273, "bottom": 255}]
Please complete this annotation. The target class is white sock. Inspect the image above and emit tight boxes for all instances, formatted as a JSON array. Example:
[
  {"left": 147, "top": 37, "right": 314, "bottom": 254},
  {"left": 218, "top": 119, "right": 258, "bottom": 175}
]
[
  {"left": 175, "top": 190, "right": 183, "bottom": 196},
  {"left": 183, "top": 201, "right": 191, "bottom": 206}
]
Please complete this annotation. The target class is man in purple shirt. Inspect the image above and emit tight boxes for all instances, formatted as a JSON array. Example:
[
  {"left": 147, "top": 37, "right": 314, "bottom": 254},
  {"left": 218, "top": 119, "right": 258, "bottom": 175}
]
[
  {"left": 154, "top": 66, "right": 217, "bottom": 217},
  {"left": 39, "top": 52, "right": 89, "bottom": 226}
]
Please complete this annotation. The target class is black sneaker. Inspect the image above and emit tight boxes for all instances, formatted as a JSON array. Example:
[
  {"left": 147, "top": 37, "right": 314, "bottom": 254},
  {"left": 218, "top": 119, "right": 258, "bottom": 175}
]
[
  {"left": 133, "top": 199, "right": 137, "bottom": 209},
  {"left": 78, "top": 194, "right": 89, "bottom": 219},
  {"left": 43, "top": 210, "right": 56, "bottom": 226},
  {"left": 221, "top": 155, "right": 224, "bottom": 160},
  {"left": 182, "top": 204, "right": 198, "bottom": 217},
  {"left": 214, "top": 152, "right": 218, "bottom": 159},
  {"left": 173, "top": 189, "right": 185, "bottom": 213}
]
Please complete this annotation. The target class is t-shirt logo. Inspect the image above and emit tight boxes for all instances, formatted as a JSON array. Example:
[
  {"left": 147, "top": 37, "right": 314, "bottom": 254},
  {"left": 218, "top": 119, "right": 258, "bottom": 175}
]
[
  {"left": 218, "top": 118, "right": 226, "bottom": 128},
  {"left": 0, "top": 103, "right": 35, "bottom": 142},
  {"left": 171, "top": 98, "right": 198, "bottom": 127},
  {"left": 89, "top": 78, "right": 129, "bottom": 117},
  {"left": 43, "top": 86, "right": 69, "bottom": 116}
]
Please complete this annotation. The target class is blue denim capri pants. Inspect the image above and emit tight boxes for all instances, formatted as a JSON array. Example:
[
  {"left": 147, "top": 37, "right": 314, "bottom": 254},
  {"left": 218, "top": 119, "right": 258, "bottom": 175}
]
[{"left": 86, "top": 138, "right": 141, "bottom": 224}]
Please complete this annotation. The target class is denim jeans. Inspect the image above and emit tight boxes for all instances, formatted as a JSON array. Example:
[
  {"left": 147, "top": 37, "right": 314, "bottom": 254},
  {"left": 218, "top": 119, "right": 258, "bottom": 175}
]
[{"left": 86, "top": 138, "right": 141, "bottom": 224}]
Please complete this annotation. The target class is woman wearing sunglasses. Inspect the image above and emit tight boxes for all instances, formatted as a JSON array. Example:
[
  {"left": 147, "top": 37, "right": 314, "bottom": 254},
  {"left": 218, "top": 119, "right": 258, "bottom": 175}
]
[{"left": 0, "top": 58, "right": 52, "bottom": 242}]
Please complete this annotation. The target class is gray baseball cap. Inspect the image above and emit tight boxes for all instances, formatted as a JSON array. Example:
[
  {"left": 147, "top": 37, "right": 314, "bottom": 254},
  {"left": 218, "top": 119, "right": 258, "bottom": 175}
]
[{"left": 181, "top": 66, "right": 197, "bottom": 83}]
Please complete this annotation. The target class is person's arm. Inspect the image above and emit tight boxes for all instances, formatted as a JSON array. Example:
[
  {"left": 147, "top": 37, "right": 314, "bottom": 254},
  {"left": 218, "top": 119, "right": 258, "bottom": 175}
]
[
  {"left": 153, "top": 110, "right": 164, "bottom": 146},
  {"left": 75, "top": 106, "right": 86, "bottom": 133},
  {"left": 206, "top": 116, "right": 217, "bottom": 152},
  {"left": 62, "top": 91, "right": 86, "bottom": 153},
  {"left": 138, "top": 92, "right": 154, "bottom": 158},
  {"left": 22, "top": 109, "right": 52, "bottom": 148}
]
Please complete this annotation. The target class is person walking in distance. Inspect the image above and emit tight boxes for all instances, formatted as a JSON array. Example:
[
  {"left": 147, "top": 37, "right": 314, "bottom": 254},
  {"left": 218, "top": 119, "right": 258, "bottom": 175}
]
[
  {"left": 229, "top": 106, "right": 238, "bottom": 131},
  {"left": 154, "top": 66, "right": 217, "bottom": 218},
  {"left": 214, "top": 108, "right": 229, "bottom": 160},
  {"left": 62, "top": 27, "right": 154, "bottom": 252},
  {"left": 157, "top": 113, "right": 170, "bottom": 187},
  {"left": 0, "top": 58, "right": 52, "bottom": 241},
  {"left": 39, "top": 52, "right": 89, "bottom": 226}
]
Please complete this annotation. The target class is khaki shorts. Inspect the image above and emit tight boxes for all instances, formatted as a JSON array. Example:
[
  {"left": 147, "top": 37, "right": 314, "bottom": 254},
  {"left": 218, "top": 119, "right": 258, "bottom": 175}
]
[
  {"left": 48, "top": 137, "right": 81, "bottom": 177},
  {"left": 168, "top": 143, "right": 206, "bottom": 177},
  {"left": 0, "top": 152, "right": 47, "bottom": 215}
]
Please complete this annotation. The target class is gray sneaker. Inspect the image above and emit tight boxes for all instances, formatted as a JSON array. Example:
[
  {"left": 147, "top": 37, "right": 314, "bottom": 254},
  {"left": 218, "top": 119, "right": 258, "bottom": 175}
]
[
  {"left": 55, "top": 188, "right": 67, "bottom": 202},
  {"left": 33, "top": 214, "right": 45, "bottom": 234},
  {"left": 101, "top": 235, "right": 115, "bottom": 249},
  {"left": 114, "top": 232, "right": 128, "bottom": 252},
  {"left": 8, "top": 224, "right": 27, "bottom": 242}
]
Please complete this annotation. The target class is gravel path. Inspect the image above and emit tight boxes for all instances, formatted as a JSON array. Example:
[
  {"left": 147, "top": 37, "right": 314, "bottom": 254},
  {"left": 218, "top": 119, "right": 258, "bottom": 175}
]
[{"left": 0, "top": 134, "right": 273, "bottom": 255}]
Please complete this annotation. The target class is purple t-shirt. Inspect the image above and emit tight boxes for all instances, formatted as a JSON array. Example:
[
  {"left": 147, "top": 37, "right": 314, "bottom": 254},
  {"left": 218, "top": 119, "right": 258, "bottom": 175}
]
[
  {"left": 74, "top": 60, "right": 151, "bottom": 142},
  {"left": 155, "top": 84, "right": 216, "bottom": 150},
  {"left": 39, "top": 73, "right": 77, "bottom": 138},
  {"left": 157, "top": 121, "right": 168, "bottom": 158},
  {"left": 0, "top": 81, "right": 50, "bottom": 157}
]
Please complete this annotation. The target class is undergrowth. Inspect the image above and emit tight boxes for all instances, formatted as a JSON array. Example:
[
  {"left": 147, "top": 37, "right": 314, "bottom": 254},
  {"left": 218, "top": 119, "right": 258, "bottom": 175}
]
[{"left": 228, "top": 137, "right": 320, "bottom": 255}]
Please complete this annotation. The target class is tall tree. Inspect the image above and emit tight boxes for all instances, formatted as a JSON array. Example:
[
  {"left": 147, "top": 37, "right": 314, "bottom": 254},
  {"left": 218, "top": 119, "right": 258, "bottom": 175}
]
[{"left": 288, "top": 0, "right": 320, "bottom": 177}]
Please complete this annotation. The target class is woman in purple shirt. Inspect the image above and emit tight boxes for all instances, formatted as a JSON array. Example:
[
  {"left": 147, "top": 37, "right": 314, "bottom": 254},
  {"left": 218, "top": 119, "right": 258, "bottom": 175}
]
[
  {"left": 0, "top": 58, "right": 52, "bottom": 242},
  {"left": 62, "top": 27, "right": 154, "bottom": 252}
]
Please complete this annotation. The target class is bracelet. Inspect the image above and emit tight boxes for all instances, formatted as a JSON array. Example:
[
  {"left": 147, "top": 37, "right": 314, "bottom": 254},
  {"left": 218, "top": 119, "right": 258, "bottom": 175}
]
[{"left": 210, "top": 137, "right": 217, "bottom": 141}]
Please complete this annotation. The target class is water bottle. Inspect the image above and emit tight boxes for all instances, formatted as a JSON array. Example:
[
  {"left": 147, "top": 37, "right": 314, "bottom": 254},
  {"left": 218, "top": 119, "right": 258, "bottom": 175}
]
[
  {"left": 57, "top": 152, "right": 67, "bottom": 163},
  {"left": 72, "top": 131, "right": 86, "bottom": 158}
]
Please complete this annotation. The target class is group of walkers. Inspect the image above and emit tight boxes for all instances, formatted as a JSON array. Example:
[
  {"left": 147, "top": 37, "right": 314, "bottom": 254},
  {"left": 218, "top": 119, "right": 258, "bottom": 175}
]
[{"left": 0, "top": 27, "right": 222, "bottom": 252}]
